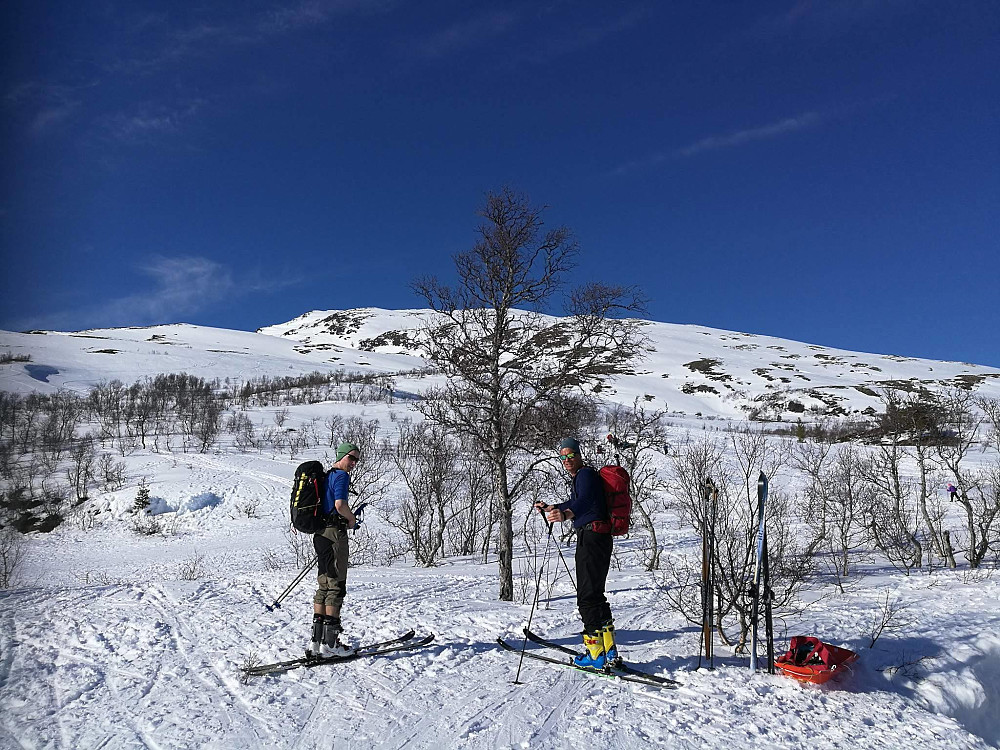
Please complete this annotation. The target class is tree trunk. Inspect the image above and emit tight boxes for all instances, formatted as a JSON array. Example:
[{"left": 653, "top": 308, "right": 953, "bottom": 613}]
[{"left": 495, "top": 462, "right": 515, "bottom": 601}]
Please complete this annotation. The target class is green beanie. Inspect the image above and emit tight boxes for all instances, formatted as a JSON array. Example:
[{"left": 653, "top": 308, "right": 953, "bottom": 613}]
[{"left": 336, "top": 442, "right": 360, "bottom": 461}]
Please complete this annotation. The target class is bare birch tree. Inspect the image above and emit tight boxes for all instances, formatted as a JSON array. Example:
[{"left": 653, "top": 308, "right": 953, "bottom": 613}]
[{"left": 412, "top": 187, "right": 648, "bottom": 600}]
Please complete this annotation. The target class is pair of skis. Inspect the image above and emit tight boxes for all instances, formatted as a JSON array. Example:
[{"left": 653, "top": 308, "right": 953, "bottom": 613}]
[
  {"left": 699, "top": 478, "right": 718, "bottom": 669},
  {"left": 750, "top": 472, "right": 774, "bottom": 674},
  {"left": 242, "top": 630, "right": 434, "bottom": 677},
  {"left": 499, "top": 628, "right": 679, "bottom": 689},
  {"left": 701, "top": 473, "right": 774, "bottom": 675}
]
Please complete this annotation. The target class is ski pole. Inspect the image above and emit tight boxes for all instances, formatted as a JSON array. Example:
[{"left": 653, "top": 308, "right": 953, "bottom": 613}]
[
  {"left": 698, "top": 478, "right": 710, "bottom": 668},
  {"left": 514, "top": 506, "right": 555, "bottom": 685},
  {"left": 708, "top": 480, "right": 718, "bottom": 669},
  {"left": 749, "top": 471, "right": 768, "bottom": 672},
  {"left": 266, "top": 554, "right": 317, "bottom": 611}
]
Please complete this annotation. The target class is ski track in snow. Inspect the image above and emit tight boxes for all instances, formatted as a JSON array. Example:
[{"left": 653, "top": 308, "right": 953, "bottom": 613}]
[{"left": 1, "top": 564, "right": 995, "bottom": 750}]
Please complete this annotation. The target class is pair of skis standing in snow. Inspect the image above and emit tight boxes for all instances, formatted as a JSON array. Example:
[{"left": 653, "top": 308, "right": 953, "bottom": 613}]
[{"left": 699, "top": 473, "right": 774, "bottom": 674}]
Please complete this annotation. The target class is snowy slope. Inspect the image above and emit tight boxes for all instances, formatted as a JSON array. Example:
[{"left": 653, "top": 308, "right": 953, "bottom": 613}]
[
  {"left": 4, "top": 308, "right": 999, "bottom": 414},
  {"left": 258, "top": 307, "right": 1000, "bottom": 418},
  {"left": 1, "top": 310, "right": 999, "bottom": 749},
  {"left": 0, "top": 320, "right": 422, "bottom": 396}
]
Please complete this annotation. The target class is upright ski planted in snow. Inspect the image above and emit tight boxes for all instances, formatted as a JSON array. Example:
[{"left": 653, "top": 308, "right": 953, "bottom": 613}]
[
  {"left": 700, "top": 477, "right": 718, "bottom": 669},
  {"left": 749, "top": 472, "right": 773, "bottom": 673}
]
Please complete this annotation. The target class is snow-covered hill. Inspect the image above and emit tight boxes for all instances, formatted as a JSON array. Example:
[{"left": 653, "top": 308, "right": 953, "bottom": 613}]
[
  {"left": 260, "top": 307, "right": 1000, "bottom": 418},
  {"left": 5, "top": 307, "right": 1000, "bottom": 418}
]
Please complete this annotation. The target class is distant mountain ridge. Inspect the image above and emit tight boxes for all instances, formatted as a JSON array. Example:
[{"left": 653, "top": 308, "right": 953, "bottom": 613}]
[
  {"left": 259, "top": 308, "right": 1000, "bottom": 420},
  {"left": 2, "top": 307, "right": 998, "bottom": 420}
]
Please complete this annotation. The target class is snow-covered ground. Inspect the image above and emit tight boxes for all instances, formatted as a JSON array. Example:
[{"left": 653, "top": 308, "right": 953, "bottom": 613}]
[{"left": 1, "top": 310, "right": 998, "bottom": 749}]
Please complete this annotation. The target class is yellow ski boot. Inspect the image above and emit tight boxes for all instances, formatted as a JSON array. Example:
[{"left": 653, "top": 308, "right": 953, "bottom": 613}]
[
  {"left": 573, "top": 630, "right": 608, "bottom": 669},
  {"left": 600, "top": 623, "right": 621, "bottom": 667}
]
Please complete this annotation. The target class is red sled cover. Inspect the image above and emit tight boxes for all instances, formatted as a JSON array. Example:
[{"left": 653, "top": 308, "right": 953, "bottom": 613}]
[{"left": 775, "top": 636, "right": 859, "bottom": 685}]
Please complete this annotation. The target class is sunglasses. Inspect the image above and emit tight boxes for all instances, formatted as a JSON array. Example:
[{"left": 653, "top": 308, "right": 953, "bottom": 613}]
[
  {"left": 559, "top": 452, "right": 577, "bottom": 461},
  {"left": 345, "top": 454, "right": 360, "bottom": 463}
]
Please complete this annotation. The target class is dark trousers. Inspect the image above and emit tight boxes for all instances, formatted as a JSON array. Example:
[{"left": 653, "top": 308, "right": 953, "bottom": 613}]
[
  {"left": 576, "top": 527, "right": 613, "bottom": 632},
  {"left": 313, "top": 525, "right": 348, "bottom": 608}
]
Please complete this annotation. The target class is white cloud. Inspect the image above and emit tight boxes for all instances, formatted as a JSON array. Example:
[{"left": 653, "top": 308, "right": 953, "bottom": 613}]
[
  {"left": 98, "top": 256, "right": 236, "bottom": 325},
  {"left": 5, "top": 80, "right": 94, "bottom": 137},
  {"left": 6, "top": 256, "right": 300, "bottom": 332},
  {"left": 101, "top": 99, "right": 205, "bottom": 142},
  {"left": 674, "top": 112, "right": 823, "bottom": 158},
  {"left": 612, "top": 111, "right": 825, "bottom": 175},
  {"left": 414, "top": 10, "right": 520, "bottom": 59}
]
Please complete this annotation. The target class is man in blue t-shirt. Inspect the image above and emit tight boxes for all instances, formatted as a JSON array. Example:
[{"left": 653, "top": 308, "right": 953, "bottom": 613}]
[
  {"left": 309, "top": 442, "right": 361, "bottom": 657},
  {"left": 534, "top": 437, "right": 619, "bottom": 669}
]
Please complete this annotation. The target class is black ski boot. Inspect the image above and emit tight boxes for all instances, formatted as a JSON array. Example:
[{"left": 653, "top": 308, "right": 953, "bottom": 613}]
[
  {"left": 307, "top": 613, "right": 324, "bottom": 657},
  {"left": 321, "top": 616, "right": 354, "bottom": 657}
]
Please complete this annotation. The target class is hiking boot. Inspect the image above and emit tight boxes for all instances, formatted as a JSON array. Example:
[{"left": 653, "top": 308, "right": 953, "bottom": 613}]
[
  {"left": 321, "top": 616, "right": 354, "bottom": 658},
  {"left": 573, "top": 630, "right": 608, "bottom": 669},
  {"left": 600, "top": 622, "right": 621, "bottom": 667},
  {"left": 307, "top": 614, "right": 324, "bottom": 657}
]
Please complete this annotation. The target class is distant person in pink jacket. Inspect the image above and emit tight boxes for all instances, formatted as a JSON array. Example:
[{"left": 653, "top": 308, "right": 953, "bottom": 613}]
[{"left": 947, "top": 483, "right": 958, "bottom": 502}]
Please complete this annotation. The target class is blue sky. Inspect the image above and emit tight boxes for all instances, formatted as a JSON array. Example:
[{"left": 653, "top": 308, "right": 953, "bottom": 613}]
[{"left": 2, "top": 1, "right": 998, "bottom": 366}]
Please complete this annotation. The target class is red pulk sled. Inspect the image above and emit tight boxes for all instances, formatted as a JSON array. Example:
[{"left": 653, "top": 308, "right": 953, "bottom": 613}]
[{"left": 775, "top": 636, "right": 859, "bottom": 685}]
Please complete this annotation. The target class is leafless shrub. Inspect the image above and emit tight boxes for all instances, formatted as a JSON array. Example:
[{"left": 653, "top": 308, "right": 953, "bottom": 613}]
[
  {"left": 348, "top": 526, "right": 381, "bottom": 567},
  {"left": 97, "top": 453, "right": 127, "bottom": 491},
  {"left": 240, "top": 652, "right": 263, "bottom": 685},
  {"left": 261, "top": 548, "right": 284, "bottom": 572},
  {"left": 960, "top": 564, "right": 994, "bottom": 585},
  {"left": 878, "top": 653, "right": 933, "bottom": 681},
  {"left": 0, "top": 526, "right": 29, "bottom": 588},
  {"left": 65, "top": 435, "right": 96, "bottom": 502},
  {"left": 388, "top": 420, "right": 463, "bottom": 567},
  {"left": 866, "top": 586, "right": 912, "bottom": 648},
  {"left": 661, "top": 433, "right": 809, "bottom": 653},
  {"left": 324, "top": 415, "right": 344, "bottom": 447},
  {"left": 178, "top": 549, "right": 207, "bottom": 580},
  {"left": 77, "top": 569, "right": 120, "bottom": 586},
  {"left": 234, "top": 496, "right": 261, "bottom": 519},
  {"left": 283, "top": 526, "right": 313, "bottom": 568},
  {"left": 227, "top": 412, "right": 258, "bottom": 451},
  {"left": 130, "top": 514, "right": 161, "bottom": 536}
]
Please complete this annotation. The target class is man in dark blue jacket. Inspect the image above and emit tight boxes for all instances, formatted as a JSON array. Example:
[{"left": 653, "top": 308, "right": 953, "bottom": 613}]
[{"left": 535, "top": 437, "right": 618, "bottom": 668}]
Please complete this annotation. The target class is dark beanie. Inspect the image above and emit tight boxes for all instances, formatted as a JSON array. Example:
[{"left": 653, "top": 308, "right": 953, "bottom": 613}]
[{"left": 558, "top": 437, "right": 581, "bottom": 453}]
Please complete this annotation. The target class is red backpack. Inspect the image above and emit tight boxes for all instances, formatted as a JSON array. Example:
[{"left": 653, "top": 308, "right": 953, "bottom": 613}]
[{"left": 591, "top": 465, "right": 632, "bottom": 536}]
